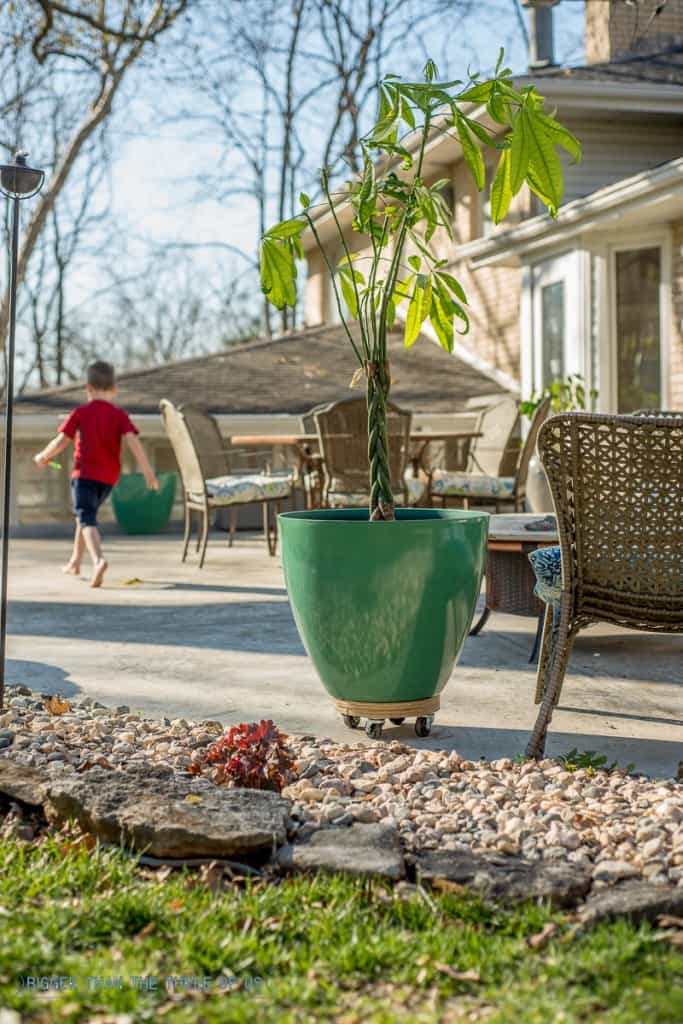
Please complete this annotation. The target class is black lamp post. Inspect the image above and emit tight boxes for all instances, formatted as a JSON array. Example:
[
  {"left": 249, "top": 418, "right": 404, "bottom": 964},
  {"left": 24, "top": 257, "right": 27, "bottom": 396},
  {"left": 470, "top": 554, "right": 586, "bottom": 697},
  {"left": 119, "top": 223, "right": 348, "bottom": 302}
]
[{"left": 0, "top": 152, "right": 45, "bottom": 709}]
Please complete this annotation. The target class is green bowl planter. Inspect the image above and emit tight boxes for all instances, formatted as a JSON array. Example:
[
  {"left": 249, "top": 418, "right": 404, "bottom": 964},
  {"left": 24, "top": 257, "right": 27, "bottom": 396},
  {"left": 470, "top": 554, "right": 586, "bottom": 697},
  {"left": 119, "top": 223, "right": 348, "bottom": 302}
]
[
  {"left": 279, "top": 507, "right": 488, "bottom": 739},
  {"left": 112, "top": 471, "right": 177, "bottom": 535}
]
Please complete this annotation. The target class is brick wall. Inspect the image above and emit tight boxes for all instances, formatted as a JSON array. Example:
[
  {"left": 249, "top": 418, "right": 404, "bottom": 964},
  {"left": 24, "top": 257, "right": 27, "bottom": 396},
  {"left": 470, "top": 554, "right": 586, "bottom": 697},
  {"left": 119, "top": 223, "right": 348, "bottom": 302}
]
[
  {"left": 671, "top": 219, "right": 683, "bottom": 410},
  {"left": 585, "top": 0, "right": 683, "bottom": 63}
]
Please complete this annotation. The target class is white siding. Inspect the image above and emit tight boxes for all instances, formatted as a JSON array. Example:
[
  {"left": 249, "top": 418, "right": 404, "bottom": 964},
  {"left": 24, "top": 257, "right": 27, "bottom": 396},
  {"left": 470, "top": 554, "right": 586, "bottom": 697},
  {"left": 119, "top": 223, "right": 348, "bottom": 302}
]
[{"left": 560, "top": 116, "right": 683, "bottom": 204}]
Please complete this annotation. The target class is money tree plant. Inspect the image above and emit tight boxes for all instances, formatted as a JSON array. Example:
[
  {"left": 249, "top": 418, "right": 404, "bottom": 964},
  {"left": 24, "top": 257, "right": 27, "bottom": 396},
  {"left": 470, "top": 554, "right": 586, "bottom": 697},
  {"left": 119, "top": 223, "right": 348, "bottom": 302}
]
[{"left": 260, "top": 55, "right": 580, "bottom": 521}]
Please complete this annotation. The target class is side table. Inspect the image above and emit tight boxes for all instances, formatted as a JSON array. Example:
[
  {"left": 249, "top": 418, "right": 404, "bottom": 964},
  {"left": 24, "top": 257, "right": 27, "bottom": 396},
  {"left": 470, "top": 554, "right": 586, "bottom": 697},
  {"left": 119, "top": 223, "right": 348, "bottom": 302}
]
[{"left": 469, "top": 513, "right": 558, "bottom": 662}]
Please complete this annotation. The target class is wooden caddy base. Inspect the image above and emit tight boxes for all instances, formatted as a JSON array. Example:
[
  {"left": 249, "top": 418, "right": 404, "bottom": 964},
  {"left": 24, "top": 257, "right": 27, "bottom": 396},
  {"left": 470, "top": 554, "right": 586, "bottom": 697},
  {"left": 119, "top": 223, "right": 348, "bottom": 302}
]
[{"left": 333, "top": 696, "right": 440, "bottom": 719}]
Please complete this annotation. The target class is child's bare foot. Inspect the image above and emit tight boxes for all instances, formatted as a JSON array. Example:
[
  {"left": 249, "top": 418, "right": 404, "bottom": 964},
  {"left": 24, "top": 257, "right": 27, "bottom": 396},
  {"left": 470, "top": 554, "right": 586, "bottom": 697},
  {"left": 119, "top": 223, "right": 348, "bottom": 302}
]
[
  {"left": 90, "top": 559, "right": 108, "bottom": 588},
  {"left": 62, "top": 561, "right": 80, "bottom": 576}
]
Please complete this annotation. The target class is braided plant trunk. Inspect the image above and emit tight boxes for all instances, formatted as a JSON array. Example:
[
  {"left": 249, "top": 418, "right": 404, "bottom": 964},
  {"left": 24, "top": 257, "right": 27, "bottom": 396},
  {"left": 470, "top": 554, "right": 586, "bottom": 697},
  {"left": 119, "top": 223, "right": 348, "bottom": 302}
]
[{"left": 367, "top": 360, "right": 394, "bottom": 522}]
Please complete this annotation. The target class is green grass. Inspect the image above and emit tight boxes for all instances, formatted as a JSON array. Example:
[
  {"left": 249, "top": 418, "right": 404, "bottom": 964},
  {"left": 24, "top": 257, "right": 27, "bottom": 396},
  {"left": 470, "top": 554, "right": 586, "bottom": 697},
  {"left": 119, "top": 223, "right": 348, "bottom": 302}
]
[{"left": 0, "top": 835, "right": 681, "bottom": 1023}]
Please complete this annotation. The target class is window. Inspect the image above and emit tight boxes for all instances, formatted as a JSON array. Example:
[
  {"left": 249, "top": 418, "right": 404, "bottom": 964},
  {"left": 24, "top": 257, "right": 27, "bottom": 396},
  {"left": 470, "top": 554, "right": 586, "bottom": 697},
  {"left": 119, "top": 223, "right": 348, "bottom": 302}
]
[
  {"left": 615, "top": 247, "right": 661, "bottom": 412},
  {"left": 541, "top": 280, "right": 565, "bottom": 385}
]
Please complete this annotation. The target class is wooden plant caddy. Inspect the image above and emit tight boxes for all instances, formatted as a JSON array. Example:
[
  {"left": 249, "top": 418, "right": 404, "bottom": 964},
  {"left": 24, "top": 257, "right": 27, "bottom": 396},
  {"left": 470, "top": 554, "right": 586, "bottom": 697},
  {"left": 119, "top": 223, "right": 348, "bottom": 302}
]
[{"left": 334, "top": 695, "right": 439, "bottom": 740}]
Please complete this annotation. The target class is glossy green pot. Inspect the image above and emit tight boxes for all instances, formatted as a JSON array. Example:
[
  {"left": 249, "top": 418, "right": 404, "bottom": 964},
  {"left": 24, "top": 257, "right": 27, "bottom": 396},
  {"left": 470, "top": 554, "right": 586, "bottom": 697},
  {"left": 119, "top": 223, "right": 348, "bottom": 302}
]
[{"left": 279, "top": 508, "right": 488, "bottom": 703}]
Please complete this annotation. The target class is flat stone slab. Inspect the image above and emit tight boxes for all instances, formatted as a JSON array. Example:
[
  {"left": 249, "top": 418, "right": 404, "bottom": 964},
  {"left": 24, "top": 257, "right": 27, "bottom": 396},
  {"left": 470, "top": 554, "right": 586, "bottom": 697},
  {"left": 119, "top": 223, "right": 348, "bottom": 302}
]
[
  {"left": 277, "top": 822, "right": 404, "bottom": 880},
  {"left": 0, "top": 760, "right": 48, "bottom": 807},
  {"left": 413, "top": 850, "right": 592, "bottom": 908},
  {"left": 43, "top": 766, "right": 291, "bottom": 860},
  {"left": 579, "top": 881, "right": 683, "bottom": 927}
]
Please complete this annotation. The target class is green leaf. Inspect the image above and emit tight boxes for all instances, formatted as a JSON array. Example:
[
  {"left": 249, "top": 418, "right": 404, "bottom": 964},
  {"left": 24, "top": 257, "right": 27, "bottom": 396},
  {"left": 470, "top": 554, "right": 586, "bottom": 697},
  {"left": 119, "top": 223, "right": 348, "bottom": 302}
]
[
  {"left": 509, "top": 115, "right": 529, "bottom": 195},
  {"left": 455, "top": 116, "right": 485, "bottom": 191},
  {"left": 408, "top": 254, "right": 421, "bottom": 272},
  {"left": 523, "top": 109, "right": 564, "bottom": 213},
  {"left": 386, "top": 298, "right": 396, "bottom": 329},
  {"left": 458, "top": 81, "right": 493, "bottom": 104},
  {"left": 299, "top": 192, "right": 310, "bottom": 209},
  {"left": 490, "top": 147, "right": 513, "bottom": 224},
  {"left": 260, "top": 237, "right": 297, "bottom": 310},
  {"left": 424, "top": 58, "right": 438, "bottom": 82},
  {"left": 265, "top": 218, "right": 307, "bottom": 239},
  {"left": 434, "top": 277, "right": 470, "bottom": 335},
  {"left": 436, "top": 271, "right": 468, "bottom": 305},
  {"left": 460, "top": 116, "right": 497, "bottom": 147},
  {"left": 339, "top": 272, "right": 359, "bottom": 318},
  {"left": 429, "top": 291, "right": 454, "bottom": 352},
  {"left": 534, "top": 111, "right": 582, "bottom": 163},
  {"left": 357, "top": 154, "right": 378, "bottom": 227},
  {"left": 404, "top": 275, "right": 432, "bottom": 348},
  {"left": 400, "top": 97, "right": 415, "bottom": 130}
]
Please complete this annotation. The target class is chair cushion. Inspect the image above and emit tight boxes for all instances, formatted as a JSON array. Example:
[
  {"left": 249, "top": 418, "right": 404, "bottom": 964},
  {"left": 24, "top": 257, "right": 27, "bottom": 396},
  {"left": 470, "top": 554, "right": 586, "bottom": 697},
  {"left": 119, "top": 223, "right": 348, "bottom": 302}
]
[
  {"left": 328, "top": 474, "right": 425, "bottom": 508},
  {"left": 430, "top": 471, "right": 516, "bottom": 499},
  {"left": 191, "top": 472, "right": 292, "bottom": 507},
  {"left": 528, "top": 546, "right": 562, "bottom": 606}
]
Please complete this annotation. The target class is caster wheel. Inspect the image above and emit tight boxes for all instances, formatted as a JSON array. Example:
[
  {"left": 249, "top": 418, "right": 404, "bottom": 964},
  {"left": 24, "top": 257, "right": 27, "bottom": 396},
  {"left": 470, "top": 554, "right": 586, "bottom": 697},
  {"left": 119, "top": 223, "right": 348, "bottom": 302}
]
[
  {"left": 414, "top": 716, "right": 433, "bottom": 738},
  {"left": 342, "top": 715, "right": 361, "bottom": 729},
  {"left": 365, "top": 720, "right": 384, "bottom": 740},
  {"left": 389, "top": 717, "right": 405, "bottom": 725}
]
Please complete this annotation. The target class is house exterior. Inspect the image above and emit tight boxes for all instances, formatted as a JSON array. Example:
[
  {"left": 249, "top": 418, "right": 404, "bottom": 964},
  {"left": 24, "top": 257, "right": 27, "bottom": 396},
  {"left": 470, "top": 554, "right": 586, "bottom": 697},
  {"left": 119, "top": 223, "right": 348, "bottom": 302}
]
[{"left": 303, "top": 0, "right": 683, "bottom": 413}]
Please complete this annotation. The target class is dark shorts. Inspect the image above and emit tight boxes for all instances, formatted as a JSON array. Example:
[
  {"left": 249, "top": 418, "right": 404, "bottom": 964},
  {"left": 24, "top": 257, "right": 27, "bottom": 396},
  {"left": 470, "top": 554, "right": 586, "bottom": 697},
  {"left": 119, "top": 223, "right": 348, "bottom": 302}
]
[{"left": 71, "top": 478, "right": 113, "bottom": 528}]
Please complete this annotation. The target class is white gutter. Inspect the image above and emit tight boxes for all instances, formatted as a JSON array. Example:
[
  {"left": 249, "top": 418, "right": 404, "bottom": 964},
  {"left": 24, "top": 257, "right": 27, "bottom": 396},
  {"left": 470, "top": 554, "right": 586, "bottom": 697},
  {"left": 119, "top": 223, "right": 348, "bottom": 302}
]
[{"left": 462, "top": 156, "right": 683, "bottom": 268}]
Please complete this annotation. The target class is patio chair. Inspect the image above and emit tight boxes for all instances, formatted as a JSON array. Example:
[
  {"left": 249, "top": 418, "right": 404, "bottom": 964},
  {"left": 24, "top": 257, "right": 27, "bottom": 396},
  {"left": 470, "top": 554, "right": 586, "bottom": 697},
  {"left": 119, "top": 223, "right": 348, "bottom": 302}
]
[
  {"left": 430, "top": 397, "right": 551, "bottom": 511},
  {"left": 314, "top": 396, "right": 422, "bottom": 507},
  {"left": 159, "top": 399, "right": 292, "bottom": 565},
  {"left": 526, "top": 411, "right": 683, "bottom": 758}
]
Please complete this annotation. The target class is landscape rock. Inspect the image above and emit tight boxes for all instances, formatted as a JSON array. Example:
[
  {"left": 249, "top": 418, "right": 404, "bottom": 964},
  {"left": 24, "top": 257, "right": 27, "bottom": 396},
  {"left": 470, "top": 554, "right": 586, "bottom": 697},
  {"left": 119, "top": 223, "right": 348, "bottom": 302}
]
[
  {"left": 413, "top": 849, "right": 592, "bottom": 908},
  {"left": 579, "top": 880, "right": 683, "bottom": 927},
  {"left": 44, "top": 766, "right": 290, "bottom": 860},
  {"left": 0, "top": 761, "right": 48, "bottom": 806},
  {"left": 277, "top": 822, "right": 404, "bottom": 880}
]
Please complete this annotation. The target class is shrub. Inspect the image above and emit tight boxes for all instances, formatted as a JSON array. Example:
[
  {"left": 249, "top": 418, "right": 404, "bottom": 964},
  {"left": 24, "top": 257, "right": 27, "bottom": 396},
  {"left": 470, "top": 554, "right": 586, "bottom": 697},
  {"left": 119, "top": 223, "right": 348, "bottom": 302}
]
[{"left": 189, "top": 720, "right": 296, "bottom": 792}]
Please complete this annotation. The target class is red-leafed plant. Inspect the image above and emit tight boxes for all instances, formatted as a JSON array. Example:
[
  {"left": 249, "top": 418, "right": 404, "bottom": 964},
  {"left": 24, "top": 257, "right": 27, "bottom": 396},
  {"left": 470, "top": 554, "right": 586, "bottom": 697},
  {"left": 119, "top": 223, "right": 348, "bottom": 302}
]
[{"left": 189, "top": 720, "right": 296, "bottom": 792}]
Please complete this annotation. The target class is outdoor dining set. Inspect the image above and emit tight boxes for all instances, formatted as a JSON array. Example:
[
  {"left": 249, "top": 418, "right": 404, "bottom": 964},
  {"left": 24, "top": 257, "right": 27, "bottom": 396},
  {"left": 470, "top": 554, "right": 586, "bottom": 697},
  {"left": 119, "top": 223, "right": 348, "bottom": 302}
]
[{"left": 160, "top": 396, "right": 682, "bottom": 755}]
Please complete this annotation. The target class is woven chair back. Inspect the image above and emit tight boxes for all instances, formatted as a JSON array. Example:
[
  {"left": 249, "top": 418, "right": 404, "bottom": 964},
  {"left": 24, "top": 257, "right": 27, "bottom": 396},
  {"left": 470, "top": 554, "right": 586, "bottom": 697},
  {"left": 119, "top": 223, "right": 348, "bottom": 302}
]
[
  {"left": 180, "top": 405, "right": 232, "bottom": 478},
  {"left": 301, "top": 402, "right": 331, "bottom": 436},
  {"left": 469, "top": 397, "right": 520, "bottom": 476},
  {"left": 538, "top": 411, "right": 683, "bottom": 629},
  {"left": 314, "top": 397, "right": 411, "bottom": 496},
  {"left": 159, "top": 399, "right": 205, "bottom": 497}
]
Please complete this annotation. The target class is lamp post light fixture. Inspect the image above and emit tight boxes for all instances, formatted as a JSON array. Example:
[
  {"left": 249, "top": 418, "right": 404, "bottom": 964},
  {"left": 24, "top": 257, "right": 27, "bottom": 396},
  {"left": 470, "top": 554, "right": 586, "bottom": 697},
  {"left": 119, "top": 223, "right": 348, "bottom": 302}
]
[{"left": 0, "top": 152, "right": 45, "bottom": 709}]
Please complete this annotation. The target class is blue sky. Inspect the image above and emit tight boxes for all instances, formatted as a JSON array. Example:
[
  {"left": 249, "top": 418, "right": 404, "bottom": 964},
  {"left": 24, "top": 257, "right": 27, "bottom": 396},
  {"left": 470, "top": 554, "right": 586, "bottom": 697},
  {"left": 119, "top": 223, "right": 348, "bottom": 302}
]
[{"left": 100, "top": 1, "right": 586, "bottom": 285}]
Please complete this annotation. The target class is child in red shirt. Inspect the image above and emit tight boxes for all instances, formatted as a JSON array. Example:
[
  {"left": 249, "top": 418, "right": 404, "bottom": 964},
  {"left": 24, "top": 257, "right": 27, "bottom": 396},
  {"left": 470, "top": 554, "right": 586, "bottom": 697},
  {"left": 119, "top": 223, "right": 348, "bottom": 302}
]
[{"left": 33, "top": 360, "right": 158, "bottom": 587}]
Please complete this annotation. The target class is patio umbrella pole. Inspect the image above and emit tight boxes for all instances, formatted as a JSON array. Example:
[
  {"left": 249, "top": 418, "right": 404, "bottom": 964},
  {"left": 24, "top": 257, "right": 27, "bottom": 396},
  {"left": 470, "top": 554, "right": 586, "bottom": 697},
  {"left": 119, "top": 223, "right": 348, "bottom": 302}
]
[{"left": 0, "top": 153, "right": 45, "bottom": 710}]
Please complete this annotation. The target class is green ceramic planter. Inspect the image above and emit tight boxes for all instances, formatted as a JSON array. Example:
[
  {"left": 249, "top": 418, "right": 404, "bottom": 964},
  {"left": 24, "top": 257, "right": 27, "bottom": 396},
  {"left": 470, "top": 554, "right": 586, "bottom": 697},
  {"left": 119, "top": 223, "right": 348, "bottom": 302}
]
[
  {"left": 112, "top": 471, "right": 177, "bottom": 535},
  {"left": 279, "top": 508, "right": 488, "bottom": 704}
]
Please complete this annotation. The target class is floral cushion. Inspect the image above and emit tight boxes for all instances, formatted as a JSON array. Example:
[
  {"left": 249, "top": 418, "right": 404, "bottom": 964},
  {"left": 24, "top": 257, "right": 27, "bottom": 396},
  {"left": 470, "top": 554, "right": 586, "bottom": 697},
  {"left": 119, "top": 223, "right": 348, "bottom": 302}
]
[
  {"left": 528, "top": 545, "right": 562, "bottom": 606},
  {"left": 430, "top": 471, "right": 516, "bottom": 499},
  {"left": 328, "top": 474, "right": 425, "bottom": 508},
  {"left": 192, "top": 472, "right": 292, "bottom": 507}
]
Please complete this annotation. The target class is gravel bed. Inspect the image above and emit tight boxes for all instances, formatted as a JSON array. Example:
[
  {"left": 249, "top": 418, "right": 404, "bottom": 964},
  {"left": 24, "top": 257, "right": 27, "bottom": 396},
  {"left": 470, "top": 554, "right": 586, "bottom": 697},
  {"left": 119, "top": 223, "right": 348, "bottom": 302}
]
[{"left": 1, "top": 686, "right": 682, "bottom": 886}]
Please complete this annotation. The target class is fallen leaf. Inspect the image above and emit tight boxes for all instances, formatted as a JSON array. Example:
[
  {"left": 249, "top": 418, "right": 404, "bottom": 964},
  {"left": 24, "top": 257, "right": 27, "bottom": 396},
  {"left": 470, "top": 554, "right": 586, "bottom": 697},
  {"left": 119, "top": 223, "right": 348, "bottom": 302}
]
[
  {"left": 45, "top": 695, "right": 71, "bottom": 716},
  {"left": 434, "top": 962, "right": 481, "bottom": 982},
  {"left": 167, "top": 898, "right": 185, "bottom": 913},
  {"left": 416, "top": 967, "right": 428, "bottom": 985},
  {"left": 135, "top": 920, "right": 157, "bottom": 939},
  {"left": 199, "top": 862, "right": 224, "bottom": 892},
  {"left": 430, "top": 878, "right": 467, "bottom": 895},
  {"left": 527, "top": 922, "right": 559, "bottom": 949},
  {"left": 656, "top": 929, "right": 683, "bottom": 949},
  {"left": 122, "top": 577, "right": 144, "bottom": 586},
  {"left": 658, "top": 915, "right": 683, "bottom": 929},
  {"left": 184, "top": 795, "right": 203, "bottom": 804}
]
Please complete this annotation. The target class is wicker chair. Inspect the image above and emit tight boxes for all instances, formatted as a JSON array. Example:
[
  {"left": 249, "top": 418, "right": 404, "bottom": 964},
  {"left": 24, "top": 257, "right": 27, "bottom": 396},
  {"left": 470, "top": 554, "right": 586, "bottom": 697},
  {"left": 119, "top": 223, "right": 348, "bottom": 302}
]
[
  {"left": 430, "top": 397, "right": 551, "bottom": 512},
  {"left": 314, "top": 396, "right": 420, "bottom": 507},
  {"left": 526, "top": 411, "right": 683, "bottom": 758},
  {"left": 159, "top": 400, "right": 292, "bottom": 565}
]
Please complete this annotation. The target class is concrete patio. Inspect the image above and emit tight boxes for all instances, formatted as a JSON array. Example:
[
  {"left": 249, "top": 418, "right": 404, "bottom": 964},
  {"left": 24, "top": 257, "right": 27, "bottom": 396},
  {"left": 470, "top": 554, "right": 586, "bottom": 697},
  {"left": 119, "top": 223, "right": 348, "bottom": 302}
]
[{"left": 5, "top": 528, "right": 682, "bottom": 778}]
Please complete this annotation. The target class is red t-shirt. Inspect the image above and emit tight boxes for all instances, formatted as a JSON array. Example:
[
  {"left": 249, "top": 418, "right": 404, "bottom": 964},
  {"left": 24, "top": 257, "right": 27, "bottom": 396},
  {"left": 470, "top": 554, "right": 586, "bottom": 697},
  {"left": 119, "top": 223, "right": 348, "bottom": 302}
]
[{"left": 59, "top": 400, "right": 139, "bottom": 486}]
